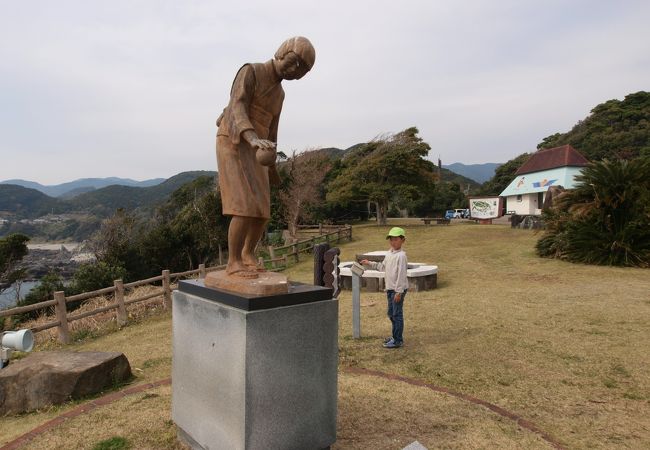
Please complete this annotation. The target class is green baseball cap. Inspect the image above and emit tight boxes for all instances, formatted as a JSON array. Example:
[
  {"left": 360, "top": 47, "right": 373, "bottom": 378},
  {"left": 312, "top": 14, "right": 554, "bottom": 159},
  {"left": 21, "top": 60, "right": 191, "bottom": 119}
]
[{"left": 386, "top": 227, "right": 406, "bottom": 239}]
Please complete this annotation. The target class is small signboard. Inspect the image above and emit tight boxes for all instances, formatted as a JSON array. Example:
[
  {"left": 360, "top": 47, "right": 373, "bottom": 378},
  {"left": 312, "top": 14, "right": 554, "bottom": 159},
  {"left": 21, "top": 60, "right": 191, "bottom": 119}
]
[
  {"left": 351, "top": 262, "right": 365, "bottom": 277},
  {"left": 468, "top": 196, "right": 503, "bottom": 219}
]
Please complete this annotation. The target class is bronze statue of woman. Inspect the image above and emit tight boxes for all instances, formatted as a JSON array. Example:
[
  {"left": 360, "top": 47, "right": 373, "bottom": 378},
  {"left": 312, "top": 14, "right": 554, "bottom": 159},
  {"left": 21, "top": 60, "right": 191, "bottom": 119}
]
[{"left": 216, "top": 37, "right": 315, "bottom": 279}]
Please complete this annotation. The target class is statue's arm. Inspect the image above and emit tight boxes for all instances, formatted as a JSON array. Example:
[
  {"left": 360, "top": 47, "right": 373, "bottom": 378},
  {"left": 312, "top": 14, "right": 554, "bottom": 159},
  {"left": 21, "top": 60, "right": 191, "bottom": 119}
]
[
  {"left": 266, "top": 101, "right": 283, "bottom": 185},
  {"left": 229, "top": 67, "right": 275, "bottom": 151}
]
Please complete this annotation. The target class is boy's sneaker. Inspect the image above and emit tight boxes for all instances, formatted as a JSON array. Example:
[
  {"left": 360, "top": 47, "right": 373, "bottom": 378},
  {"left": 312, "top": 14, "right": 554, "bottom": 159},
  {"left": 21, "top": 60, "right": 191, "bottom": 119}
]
[
  {"left": 383, "top": 336, "right": 393, "bottom": 344},
  {"left": 383, "top": 339, "right": 402, "bottom": 349}
]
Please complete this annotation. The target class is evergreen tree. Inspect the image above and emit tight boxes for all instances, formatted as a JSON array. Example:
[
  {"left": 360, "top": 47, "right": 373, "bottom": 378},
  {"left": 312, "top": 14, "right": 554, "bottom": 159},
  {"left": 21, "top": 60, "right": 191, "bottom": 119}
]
[{"left": 326, "top": 127, "right": 436, "bottom": 225}]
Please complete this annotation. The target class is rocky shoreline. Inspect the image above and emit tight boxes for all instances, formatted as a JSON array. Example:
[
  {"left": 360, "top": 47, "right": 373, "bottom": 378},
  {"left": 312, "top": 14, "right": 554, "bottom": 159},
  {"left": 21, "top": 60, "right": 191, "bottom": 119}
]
[{"left": 20, "top": 244, "right": 96, "bottom": 280}]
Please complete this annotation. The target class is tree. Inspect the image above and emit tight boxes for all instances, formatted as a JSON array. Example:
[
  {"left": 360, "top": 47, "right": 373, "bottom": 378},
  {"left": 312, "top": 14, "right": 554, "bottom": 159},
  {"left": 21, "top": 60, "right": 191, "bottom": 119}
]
[
  {"left": 278, "top": 150, "right": 332, "bottom": 237},
  {"left": 411, "top": 181, "right": 467, "bottom": 217},
  {"left": 536, "top": 158, "right": 650, "bottom": 267},
  {"left": 326, "top": 127, "right": 436, "bottom": 225},
  {"left": 88, "top": 209, "right": 141, "bottom": 280},
  {"left": 141, "top": 175, "right": 229, "bottom": 272},
  {"left": 0, "top": 233, "right": 29, "bottom": 294}
]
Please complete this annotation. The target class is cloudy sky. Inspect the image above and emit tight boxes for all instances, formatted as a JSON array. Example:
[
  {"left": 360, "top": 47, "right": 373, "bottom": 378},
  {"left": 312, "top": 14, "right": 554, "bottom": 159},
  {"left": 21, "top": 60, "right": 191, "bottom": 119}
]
[{"left": 1, "top": 0, "right": 648, "bottom": 184}]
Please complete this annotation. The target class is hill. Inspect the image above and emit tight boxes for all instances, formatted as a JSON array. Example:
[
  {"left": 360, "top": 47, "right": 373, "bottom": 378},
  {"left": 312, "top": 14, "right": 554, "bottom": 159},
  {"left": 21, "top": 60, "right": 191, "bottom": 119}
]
[
  {"left": 443, "top": 163, "right": 501, "bottom": 184},
  {"left": 69, "top": 171, "right": 216, "bottom": 218},
  {"left": 439, "top": 168, "right": 482, "bottom": 191},
  {"left": 537, "top": 91, "right": 650, "bottom": 160},
  {"left": 0, "top": 184, "right": 65, "bottom": 218},
  {"left": 480, "top": 91, "right": 650, "bottom": 196},
  {"left": 0, "top": 177, "right": 166, "bottom": 198},
  {"left": 0, "top": 172, "right": 215, "bottom": 220}
]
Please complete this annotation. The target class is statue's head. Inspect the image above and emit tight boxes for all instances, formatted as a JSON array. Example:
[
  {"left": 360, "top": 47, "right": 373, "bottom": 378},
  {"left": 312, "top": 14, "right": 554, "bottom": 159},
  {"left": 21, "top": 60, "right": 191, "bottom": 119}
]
[{"left": 274, "top": 36, "right": 315, "bottom": 80}]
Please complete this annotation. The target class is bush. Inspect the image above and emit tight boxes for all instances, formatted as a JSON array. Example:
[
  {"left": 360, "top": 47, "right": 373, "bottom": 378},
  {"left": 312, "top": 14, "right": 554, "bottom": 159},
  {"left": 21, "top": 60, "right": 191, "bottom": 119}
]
[
  {"left": 536, "top": 158, "right": 650, "bottom": 267},
  {"left": 70, "top": 262, "right": 127, "bottom": 295}
]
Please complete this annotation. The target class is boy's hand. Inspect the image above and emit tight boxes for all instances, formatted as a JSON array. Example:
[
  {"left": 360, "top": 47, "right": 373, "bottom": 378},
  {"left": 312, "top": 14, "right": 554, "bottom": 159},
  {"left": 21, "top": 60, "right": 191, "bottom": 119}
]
[
  {"left": 394, "top": 292, "right": 402, "bottom": 302},
  {"left": 360, "top": 259, "right": 370, "bottom": 265}
]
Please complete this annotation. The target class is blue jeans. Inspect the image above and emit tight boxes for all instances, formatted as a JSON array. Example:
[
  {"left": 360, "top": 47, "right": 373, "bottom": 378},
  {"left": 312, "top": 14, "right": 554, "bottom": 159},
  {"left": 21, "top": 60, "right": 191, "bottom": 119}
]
[{"left": 387, "top": 290, "right": 406, "bottom": 344}]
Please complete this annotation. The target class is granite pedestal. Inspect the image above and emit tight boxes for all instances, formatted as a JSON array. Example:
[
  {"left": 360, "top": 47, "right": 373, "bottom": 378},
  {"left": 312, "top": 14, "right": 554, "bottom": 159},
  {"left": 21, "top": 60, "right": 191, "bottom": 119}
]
[{"left": 172, "top": 279, "right": 337, "bottom": 450}]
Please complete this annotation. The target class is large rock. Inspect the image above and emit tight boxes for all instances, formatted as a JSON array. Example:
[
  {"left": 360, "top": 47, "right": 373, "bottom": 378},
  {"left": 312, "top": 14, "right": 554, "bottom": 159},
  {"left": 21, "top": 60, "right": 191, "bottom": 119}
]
[{"left": 0, "top": 351, "right": 132, "bottom": 415}]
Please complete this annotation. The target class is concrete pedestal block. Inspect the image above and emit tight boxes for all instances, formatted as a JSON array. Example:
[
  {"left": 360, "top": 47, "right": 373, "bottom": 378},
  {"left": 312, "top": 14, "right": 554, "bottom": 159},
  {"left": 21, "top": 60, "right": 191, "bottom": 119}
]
[{"left": 172, "top": 280, "right": 337, "bottom": 450}]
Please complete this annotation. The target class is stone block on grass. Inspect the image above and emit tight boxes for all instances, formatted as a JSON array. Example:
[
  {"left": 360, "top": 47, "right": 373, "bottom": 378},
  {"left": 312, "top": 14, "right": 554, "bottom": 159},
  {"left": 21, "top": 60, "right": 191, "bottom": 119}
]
[{"left": 0, "top": 351, "right": 132, "bottom": 415}]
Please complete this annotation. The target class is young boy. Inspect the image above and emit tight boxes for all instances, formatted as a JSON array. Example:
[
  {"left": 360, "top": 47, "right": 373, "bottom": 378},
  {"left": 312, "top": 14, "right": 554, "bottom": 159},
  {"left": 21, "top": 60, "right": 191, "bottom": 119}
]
[{"left": 360, "top": 227, "right": 408, "bottom": 348}]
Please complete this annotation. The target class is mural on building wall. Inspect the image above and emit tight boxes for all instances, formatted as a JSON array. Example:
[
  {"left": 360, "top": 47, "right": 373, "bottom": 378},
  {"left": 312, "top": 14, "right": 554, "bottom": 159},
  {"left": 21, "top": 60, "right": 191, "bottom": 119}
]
[{"left": 532, "top": 178, "right": 557, "bottom": 188}]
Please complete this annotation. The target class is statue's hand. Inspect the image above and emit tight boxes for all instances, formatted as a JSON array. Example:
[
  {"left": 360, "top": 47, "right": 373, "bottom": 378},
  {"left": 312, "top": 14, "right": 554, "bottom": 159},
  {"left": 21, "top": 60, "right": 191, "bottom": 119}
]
[{"left": 251, "top": 138, "right": 276, "bottom": 151}]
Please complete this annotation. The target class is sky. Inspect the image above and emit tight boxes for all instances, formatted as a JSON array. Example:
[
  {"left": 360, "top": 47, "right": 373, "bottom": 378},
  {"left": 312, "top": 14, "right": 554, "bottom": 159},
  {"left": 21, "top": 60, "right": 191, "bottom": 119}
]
[{"left": 1, "top": 0, "right": 649, "bottom": 185}]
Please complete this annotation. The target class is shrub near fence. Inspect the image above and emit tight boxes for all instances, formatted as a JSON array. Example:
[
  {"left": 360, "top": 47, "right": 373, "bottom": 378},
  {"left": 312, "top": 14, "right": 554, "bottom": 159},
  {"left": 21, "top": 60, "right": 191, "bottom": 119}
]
[{"left": 0, "top": 224, "right": 352, "bottom": 345}]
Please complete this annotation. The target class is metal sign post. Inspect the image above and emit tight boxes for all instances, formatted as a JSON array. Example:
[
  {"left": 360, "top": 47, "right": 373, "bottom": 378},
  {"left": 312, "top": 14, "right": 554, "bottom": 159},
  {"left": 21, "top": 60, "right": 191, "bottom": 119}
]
[{"left": 350, "top": 262, "right": 365, "bottom": 339}]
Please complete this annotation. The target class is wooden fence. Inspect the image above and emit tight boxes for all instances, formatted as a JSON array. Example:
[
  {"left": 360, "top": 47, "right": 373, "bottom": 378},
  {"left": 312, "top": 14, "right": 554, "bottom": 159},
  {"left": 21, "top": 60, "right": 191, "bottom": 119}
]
[
  {"left": 0, "top": 224, "right": 352, "bottom": 345},
  {"left": 263, "top": 224, "right": 352, "bottom": 269},
  {"left": 0, "top": 264, "right": 223, "bottom": 345}
]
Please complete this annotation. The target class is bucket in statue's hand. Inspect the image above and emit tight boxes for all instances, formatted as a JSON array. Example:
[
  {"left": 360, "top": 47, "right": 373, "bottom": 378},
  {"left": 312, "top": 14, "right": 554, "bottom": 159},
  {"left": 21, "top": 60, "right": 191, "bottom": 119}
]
[{"left": 256, "top": 148, "right": 277, "bottom": 166}]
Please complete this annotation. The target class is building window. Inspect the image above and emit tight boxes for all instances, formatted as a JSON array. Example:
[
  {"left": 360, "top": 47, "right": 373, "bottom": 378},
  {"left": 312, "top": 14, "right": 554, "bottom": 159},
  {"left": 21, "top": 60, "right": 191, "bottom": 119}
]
[
  {"left": 516, "top": 195, "right": 522, "bottom": 202},
  {"left": 537, "top": 192, "right": 544, "bottom": 206}
]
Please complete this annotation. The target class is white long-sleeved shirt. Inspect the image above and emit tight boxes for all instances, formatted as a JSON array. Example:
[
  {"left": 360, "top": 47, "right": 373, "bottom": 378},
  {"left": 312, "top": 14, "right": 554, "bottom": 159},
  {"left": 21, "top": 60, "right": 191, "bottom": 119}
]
[{"left": 368, "top": 249, "right": 409, "bottom": 293}]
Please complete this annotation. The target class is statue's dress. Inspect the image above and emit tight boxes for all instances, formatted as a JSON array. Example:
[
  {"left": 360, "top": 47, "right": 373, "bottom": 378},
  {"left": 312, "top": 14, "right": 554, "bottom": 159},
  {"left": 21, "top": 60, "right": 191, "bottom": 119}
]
[{"left": 216, "top": 60, "right": 284, "bottom": 219}]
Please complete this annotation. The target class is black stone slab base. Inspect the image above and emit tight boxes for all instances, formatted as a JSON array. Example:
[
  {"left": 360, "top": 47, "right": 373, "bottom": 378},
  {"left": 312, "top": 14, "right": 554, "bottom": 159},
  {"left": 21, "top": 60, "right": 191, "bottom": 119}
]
[{"left": 178, "top": 279, "right": 333, "bottom": 311}]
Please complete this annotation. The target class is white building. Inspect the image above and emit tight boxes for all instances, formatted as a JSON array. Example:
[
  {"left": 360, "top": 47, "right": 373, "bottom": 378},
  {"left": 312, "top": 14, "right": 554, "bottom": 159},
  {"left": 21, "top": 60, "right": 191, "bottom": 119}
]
[{"left": 500, "top": 145, "right": 589, "bottom": 216}]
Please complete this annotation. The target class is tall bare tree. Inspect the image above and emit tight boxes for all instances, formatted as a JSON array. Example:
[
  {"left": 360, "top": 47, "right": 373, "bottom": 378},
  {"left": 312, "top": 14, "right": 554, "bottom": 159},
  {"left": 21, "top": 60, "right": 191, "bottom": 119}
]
[{"left": 278, "top": 150, "right": 331, "bottom": 238}]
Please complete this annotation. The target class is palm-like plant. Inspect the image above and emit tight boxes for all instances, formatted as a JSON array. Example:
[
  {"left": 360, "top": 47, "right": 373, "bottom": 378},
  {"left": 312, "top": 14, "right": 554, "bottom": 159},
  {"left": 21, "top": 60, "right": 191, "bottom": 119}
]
[{"left": 537, "top": 158, "right": 650, "bottom": 267}]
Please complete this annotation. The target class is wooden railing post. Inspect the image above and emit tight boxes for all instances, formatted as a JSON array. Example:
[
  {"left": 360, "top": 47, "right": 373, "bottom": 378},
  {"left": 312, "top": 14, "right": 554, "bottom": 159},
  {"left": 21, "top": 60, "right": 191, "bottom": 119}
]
[
  {"left": 54, "top": 291, "right": 70, "bottom": 344},
  {"left": 283, "top": 254, "right": 288, "bottom": 268},
  {"left": 162, "top": 270, "right": 171, "bottom": 309},
  {"left": 268, "top": 246, "right": 276, "bottom": 269},
  {"left": 199, "top": 264, "right": 206, "bottom": 279},
  {"left": 311, "top": 237, "right": 316, "bottom": 252},
  {"left": 319, "top": 223, "right": 323, "bottom": 235},
  {"left": 292, "top": 243, "right": 299, "bottom": 263},
  {"left": 114, "top": 279, "right": 127, "bottom": 326},
  {"left": 347, "top": 224, "right": 352, "bottom": 240}
]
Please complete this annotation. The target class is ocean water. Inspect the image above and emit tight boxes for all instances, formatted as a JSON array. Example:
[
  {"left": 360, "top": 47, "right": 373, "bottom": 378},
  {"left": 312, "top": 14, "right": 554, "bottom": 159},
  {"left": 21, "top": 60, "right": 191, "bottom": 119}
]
[{"left": 0, "top": 281, "right": 39, "bottom": 309}]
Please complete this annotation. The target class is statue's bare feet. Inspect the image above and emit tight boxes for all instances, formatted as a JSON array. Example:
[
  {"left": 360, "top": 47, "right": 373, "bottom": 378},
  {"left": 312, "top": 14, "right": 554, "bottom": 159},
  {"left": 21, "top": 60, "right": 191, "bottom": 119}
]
[
  {"left": 243, "top": 257, "right": 266, "bottom": 272},
  {"left": 226, "top": 262, "right": 259, "bottom": 279}
]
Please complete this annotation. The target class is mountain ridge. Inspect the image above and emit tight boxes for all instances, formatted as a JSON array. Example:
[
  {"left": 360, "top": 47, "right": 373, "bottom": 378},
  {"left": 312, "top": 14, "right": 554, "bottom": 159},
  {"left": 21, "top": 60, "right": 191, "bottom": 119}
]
[
  {"left": 442, "top": 163, "right": 501, "bottom": 184},
  {"left": 0, "top": 177, "right": 166, "bottom": 198},
  {"left": 0, "top": 171, "right": 216, "bottom": 220}
]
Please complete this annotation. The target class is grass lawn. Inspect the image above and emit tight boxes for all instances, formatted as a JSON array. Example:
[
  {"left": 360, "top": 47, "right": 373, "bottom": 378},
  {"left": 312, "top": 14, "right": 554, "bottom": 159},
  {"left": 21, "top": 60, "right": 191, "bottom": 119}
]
[{"left": 2, "top": 220, "right": 649, "bottom": 449}]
